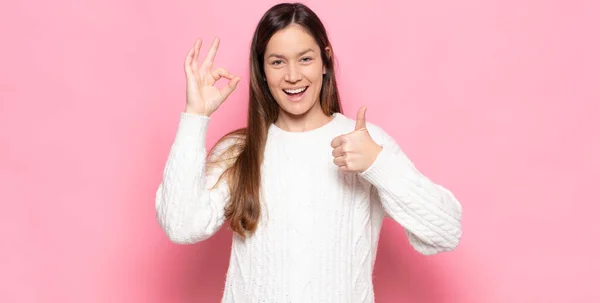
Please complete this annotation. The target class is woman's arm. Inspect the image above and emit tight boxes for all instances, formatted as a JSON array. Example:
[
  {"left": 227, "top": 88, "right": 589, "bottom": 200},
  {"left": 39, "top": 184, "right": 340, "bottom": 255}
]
[
  {"left": 155, "top": 112, "right": 235, "bottom": 244},
  {"left": 360, "top": 126, "right": 463, "bottom": 255}
]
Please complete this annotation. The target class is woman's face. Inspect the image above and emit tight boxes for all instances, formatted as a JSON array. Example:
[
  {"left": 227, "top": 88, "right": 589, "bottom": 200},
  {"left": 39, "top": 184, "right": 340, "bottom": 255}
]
[{"left": 263, "top": 24, "right": 329, "bottom": 117}]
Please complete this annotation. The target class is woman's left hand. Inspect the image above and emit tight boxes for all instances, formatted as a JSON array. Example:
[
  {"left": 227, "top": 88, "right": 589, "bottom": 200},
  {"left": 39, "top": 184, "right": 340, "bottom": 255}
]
[{"left": 331, "top": 106, "right": 383, "bottom": 173}]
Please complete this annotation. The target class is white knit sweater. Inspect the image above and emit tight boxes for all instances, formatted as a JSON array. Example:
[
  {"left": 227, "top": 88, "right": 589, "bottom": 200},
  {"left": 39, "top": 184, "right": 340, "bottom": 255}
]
[{"left": 155, "top": 112, "right": 462, "bottom": 303}]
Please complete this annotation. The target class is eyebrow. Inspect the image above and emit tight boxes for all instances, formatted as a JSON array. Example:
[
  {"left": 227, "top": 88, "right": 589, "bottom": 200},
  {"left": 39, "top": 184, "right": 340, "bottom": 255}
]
[{"left": 267, "top": 48, "right": 315, "bottom": 59}]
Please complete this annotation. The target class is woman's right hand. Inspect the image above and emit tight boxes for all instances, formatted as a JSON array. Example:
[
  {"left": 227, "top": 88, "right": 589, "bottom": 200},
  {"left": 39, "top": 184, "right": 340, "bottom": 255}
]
[{"left": 184, "top": 38, "right": 241, "bottom": 116}]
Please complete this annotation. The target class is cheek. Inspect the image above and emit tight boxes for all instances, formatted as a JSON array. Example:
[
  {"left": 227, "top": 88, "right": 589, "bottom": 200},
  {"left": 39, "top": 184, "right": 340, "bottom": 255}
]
[
  {"left": 264, "top": 79, "right": 279, "bottom": 95},
  {"left": 265, "top": 70, "right": 283, "bottom": 87},
  {"left": 306, "top": 66, "right": 325, "bottom": 84}
]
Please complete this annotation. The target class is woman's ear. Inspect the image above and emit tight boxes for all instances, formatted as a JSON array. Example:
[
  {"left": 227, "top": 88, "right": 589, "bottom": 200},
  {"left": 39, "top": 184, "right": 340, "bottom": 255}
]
[{"left": 323, "top": 46, "right": 332, "bottom": 75}]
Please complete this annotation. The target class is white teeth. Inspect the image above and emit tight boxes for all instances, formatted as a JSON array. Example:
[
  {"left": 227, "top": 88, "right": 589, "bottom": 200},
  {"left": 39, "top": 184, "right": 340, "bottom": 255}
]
[{"left": 284, "top": 87, "right": 307, "bottom": 94}]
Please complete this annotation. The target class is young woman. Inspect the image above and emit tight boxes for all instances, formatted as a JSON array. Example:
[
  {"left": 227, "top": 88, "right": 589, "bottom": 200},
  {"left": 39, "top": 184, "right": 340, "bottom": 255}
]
[{"left": 155, "top": 2, "right": 462, "bottom": 302}]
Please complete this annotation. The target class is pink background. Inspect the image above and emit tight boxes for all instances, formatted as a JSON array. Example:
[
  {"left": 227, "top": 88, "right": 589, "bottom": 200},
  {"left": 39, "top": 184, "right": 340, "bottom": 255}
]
[{"left": 1, "top": 0, "right": 598, "bottom": 302}]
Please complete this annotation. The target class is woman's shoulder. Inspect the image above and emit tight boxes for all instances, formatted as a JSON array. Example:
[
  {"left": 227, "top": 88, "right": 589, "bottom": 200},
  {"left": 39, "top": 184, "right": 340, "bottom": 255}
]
[
  {"left": 217, "top": 129, "right": 246, "bottom": 147},
  {"left": 209, "top": 129, "right": 246, "bottom": 162}
]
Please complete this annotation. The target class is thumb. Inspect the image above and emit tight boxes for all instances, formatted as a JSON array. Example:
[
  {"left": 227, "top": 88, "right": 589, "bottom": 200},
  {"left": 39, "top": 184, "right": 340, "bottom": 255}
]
[
  {"left": 354, "top": 105, "right": 367, "bottom": 131},
  {"left": 220, "top": 76, "right": 241, "bottom": 98}
]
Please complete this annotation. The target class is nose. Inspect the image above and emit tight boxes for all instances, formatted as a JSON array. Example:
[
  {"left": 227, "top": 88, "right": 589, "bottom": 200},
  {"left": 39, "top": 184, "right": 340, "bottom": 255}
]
[{"left": 284, "top": 63, "right": 302, "bottom": 83}]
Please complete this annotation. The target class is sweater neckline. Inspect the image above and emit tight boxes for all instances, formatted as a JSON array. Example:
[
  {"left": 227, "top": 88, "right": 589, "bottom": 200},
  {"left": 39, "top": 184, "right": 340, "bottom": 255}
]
[{"left": 268, "top": 112, "right": 342, "bottom": 138}]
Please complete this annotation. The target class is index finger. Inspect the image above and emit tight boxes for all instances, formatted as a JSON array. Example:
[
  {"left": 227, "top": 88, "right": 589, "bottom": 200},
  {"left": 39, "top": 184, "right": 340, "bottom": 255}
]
[
  {"left": 330, "top": 135, "right": 344, "bottom": 148},
  {"left": 200, "top": 37, "right": 220, "bottom": 70}
]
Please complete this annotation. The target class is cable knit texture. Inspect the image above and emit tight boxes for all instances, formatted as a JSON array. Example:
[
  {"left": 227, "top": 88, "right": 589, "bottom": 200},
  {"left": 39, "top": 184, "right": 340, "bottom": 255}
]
[{"left": 155, "top": 112, "right": 462, "bottom": 303}]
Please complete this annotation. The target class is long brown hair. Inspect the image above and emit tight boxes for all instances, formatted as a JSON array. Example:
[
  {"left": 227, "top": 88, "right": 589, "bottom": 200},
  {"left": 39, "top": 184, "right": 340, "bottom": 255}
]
[{"left": 209, "top": 2, "right": 343, "bottom": 239}]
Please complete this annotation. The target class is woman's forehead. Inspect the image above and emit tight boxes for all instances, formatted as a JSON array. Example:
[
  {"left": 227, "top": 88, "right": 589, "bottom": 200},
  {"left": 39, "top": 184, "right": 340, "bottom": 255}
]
[{"left": 265, "top": 25, "right": 319, "bottom": 56}]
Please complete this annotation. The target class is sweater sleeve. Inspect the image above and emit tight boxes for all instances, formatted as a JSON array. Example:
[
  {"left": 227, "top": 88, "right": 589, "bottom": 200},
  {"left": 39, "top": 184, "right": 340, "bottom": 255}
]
[
  {"left": 359, "top": 126, "right": 463, "bottom": 255},
  {"left": 155, "top": 112, "right": 235, "bottom": 244}
]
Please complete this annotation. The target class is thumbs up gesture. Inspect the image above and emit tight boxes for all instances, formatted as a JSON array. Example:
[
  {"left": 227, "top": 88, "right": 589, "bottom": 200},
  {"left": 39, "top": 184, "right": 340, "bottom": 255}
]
[{"left": 330, "top": 106, "right": 383, "bottom": 173}]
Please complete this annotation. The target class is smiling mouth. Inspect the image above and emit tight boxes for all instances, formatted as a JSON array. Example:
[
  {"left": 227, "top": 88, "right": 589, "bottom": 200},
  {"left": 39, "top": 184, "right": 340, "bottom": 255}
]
[{"left": 283, "top": 86, "right": 308, "bottom": 95}]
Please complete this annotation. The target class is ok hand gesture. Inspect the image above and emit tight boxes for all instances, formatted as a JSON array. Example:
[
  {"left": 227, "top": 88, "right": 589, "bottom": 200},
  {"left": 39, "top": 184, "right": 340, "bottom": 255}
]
[{"left": 184, "top": 38, "right": 241, "bottom": 116}]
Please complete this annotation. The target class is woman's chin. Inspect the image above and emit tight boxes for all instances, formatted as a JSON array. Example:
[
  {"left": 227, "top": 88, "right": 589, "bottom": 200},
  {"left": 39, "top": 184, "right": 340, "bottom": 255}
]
[
  {"left": 279, "top": 102, "right": 318, "bottom": 117},
  {"left": 274, "top": 91, "right": 321, "bottom": 116}
]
